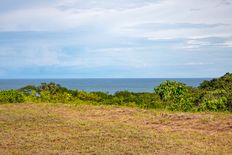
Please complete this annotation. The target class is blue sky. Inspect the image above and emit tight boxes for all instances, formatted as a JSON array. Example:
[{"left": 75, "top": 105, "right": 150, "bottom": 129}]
[{"left": 0, "top": 0, "right": 232, "bottom": 78}]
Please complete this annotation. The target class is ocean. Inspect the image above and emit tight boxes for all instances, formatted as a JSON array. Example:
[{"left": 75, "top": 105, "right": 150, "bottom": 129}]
[{"left": 0, "top": 78, "right": 210, "bottom": 94}]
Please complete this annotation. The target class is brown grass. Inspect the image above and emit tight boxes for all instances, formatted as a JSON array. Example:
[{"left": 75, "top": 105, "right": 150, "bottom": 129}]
[{"left": 0, "top": 103, "right": 232, "bottom": 155}]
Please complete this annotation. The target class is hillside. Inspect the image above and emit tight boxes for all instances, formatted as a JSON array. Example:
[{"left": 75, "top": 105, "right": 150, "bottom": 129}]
[{"left": 0, "top": 103, "right": 231, "bottom": 154}]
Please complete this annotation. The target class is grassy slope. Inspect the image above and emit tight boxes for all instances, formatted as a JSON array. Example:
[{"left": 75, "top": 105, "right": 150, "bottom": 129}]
[{"left": 0, "top": 103, "right": 231, "bottom": 155}]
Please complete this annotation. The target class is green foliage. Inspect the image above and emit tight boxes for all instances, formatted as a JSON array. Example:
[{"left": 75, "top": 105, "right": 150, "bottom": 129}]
[
  {"left": 154, "top": 80, "right": 189, "bottom": 101},
  {"left": 154, "top": 80, "right": 195, "bottom": 111},
  {"left": 112, "top": 91, "right": 162, "bottom": 109},
  {"left": 18, "top": 85, "right": 37, "bottom": 95},
  {"left": 74, "top": 91, "right": 101, "bottom": 102},
  {"left": 200, "top": 72, "right": 232, "bottom": 91},
  {"left": 38, "top": 91, "right": 73, "bottom": 103},
  {"left": 168, "top": 97, "right": 194, "bottom": 112},
  {"left": 200, "top": 98, "right": 227, "bottom": 112},
  {"left": 40, "top": 91, "right": 52, "bottom": 102},
  {"left": 1, "top": 73, "right": 231, "bottom": 112},
  {"left": 0, "top": 90, "right": 25, "bottom": 103},
  {"left": 199, "top": 73, "right": 232, "bottom": 111},
  {"left": 22, "top": 90, "right": 38, "bottom": 102},
  {"left": 198, "top": 89, "right": 227, "bottom": 111},
  {"left": 37, "top": 82, "right": 69, "bottom": 94},
  {"left": 225, "top": 95, "right": 232, "bottom": 111}
]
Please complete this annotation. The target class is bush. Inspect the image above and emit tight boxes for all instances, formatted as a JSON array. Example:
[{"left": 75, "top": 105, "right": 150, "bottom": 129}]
[
  {"left": 154, "top": 80, "right": 189, "bottom": 101},
  {"left": 199, "top": 72, "right": 232, "bottom": 91},
  {"left": 199, "top": 73, "right": 232, "bottom": 111},
  {"left": 40, "top": 91, "right": 52, "bottom": 102},
  {"left": 225, "top": 95, "right": 232, "bottom": 111},
  {"left": 168, "top": 97, "right": 194, "bottom": 112},
  {"left": 0, "top": 90, "right": 25, "bottom": 103},
  {"left": 154, "top": 80, "right": 195, "bottom": 111},
  {"left": 18, "top": 85, "right": 37, "bottom": 95},
  {"left": 75, "top": 91, "right": 101, "bottom": 101},
  {"left": 2, "top": 73, "right": 230, "bottom": 112},
  {"left": 37, "top": 82, "right": 69, "bottom": 94},
  {"left": 198, "top": 89, "right": 227, "bottom": 111},
  {"left": 23, "top": 90, "right": 38, "bottom": 102}
]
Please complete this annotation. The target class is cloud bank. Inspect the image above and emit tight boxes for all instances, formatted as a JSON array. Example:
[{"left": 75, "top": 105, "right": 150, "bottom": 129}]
[{"left": 0, "top": 0, "right": 232, "bottom": 78}]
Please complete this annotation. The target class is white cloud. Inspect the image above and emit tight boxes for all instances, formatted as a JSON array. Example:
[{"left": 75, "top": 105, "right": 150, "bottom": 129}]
[
  {"left": 0, "top": 0, "right": 232, "bottom": 76},
  {"left": 175, "top": 40, "right": 212, "bottom": 49},
  {"left": 0, "top": 7, "right": 104, "bottom": 31},
  {"left": 1, "top": 0, "right": 231, "bottom": 36},
  {"left": 0, "top": 46, "right": 62, "bottom": 67},
  {"left": 139, "top": 25, "right": 232, "bottom": 40},
  {"left": 54, "top": 47, "right": 155, "bottom": 69},
  {"left": 56, "top": 0, "right": 159, "bottom": 10},
  {"left": 0, "top": 44, "right": 149, "bottom": 69},
  {"left": 183, "top": 62, "right": 214, "bottom": 66},
  {"left": 175, "top": 38, "right": 232, "bottom": 49},
  {"left": 223, "top": 40, "right": 232, "bottom": 47}
]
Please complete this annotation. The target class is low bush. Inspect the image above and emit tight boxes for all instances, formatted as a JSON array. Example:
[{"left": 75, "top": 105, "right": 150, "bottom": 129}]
[
  {"left": 0, "top": 73, "right": 231, "bottom": 112},
  {"left": 0, "top": 90, "right": 25, "bottom": 103},
  {"left": 197, "top": 89, "right": 227, "bottom": 111}
]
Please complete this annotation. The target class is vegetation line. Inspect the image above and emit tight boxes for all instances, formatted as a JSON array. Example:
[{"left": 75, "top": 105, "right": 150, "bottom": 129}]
[{"left": 0, "top": 73, "right": 232, "bottom": 112}]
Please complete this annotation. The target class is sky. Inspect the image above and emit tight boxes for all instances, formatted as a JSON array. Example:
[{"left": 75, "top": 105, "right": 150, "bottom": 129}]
[{"left": 0, "top": 0, "right": 232, "bottom": 78}]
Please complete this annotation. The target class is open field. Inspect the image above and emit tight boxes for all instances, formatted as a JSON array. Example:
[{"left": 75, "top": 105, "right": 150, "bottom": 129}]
[{"left": 0, "top": 103, "right": 232, "bottom": 154}]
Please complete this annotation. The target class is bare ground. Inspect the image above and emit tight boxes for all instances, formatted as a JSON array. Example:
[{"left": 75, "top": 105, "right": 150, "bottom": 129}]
[{"left": 0, "top": 103, "right": 232, "bottom": 155}]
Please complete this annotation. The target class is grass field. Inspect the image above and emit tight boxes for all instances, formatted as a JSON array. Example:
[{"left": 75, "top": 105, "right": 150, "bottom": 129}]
[{"left": 0, "top": 103, "right": 232, "bottom": 154}]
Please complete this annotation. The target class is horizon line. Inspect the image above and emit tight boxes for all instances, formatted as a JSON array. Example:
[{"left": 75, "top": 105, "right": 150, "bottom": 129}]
[{"left": 0, "top": 77, "right": 213, "bottom": 80}]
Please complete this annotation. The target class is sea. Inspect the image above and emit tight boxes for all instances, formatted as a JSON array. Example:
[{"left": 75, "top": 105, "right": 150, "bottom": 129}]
[{"left": 0, "top": 78, "right": 210, "bottom": 94}]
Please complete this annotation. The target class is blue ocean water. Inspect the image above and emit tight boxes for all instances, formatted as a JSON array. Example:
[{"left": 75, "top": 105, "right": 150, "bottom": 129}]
[{"left": 0, "top": 78, "right": 210, "bottom": 94}]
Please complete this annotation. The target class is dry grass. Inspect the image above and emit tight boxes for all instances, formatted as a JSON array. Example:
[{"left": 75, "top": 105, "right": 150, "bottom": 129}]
[{"left": 0, "top": 103, "right": 232, "bottom": 155}]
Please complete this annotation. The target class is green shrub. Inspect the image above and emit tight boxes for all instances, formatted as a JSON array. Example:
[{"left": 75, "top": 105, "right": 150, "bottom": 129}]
[
  {"left": 91, "top": 91, "right": 112, "bottom": 101},
  {"left": 225, "top": 95, "right": 232, "bottom": 111},
  {"left": 38, "top": 82, "right": 69, "bottom": 94},
  {"left": 199, "top": 72, "right": 232, "bottom": 91},
  {"left": 23, "top": 90, "right": 39, "bottom": 102},
  {"left": 154, "top": 80, "right": 194, "bottom": 111},
  {"left": 169, "top": 97, "right": 194, "bottom": 112},
  {"left": 40, "top": 91, "right": 52, "bottom": 102},
  {"left": 198, "top": 89, "right": 227, "bottom": 111},
  {"left": 154, "top": 80, "right": 189, "bottom": 101},
  {"left": 75, "top": 91, "right": 101, "bottom": 101},
  {"left": 2, "top": 73, "right": 230, "bottom": 112},
  {"left": 0, "top": 90, "right": 25, "bottom": 103},
  {"left": 18, "top": 85, "right": 37, "bottom": 95}
]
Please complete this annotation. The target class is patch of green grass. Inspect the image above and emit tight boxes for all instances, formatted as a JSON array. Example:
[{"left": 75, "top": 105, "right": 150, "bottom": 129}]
[{"left": 0, "top": 103, "right": 231, "bottom": 154}]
